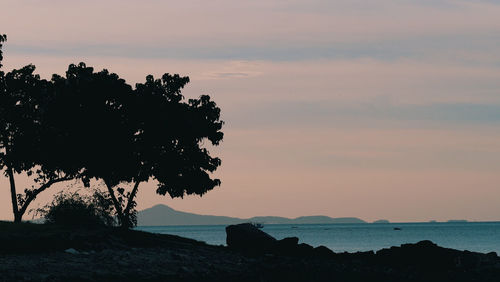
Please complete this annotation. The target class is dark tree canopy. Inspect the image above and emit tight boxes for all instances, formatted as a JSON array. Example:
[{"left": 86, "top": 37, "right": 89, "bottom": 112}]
[
  {"left": 44, "top": 63, "right": 137, "bottom": 183},
  {"left": 133, "top": 74, "right": 223, "bottom": 198},
  {"left": 0, "top": 64, "right": 73, "bottom": 222},
  {"left": 44, "top": 63, "right": 224, "bottom": 227},
  {"left": 0, "top": 65, "right": 42, "bottom": 173},
  {"left": 0, "top": 35, "right": 223, "bottom": 226}
]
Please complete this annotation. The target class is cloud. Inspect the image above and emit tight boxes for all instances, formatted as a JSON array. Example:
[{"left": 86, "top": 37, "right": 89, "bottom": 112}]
[
  {"left": 5, "top": 32, "right": 500, "bottom": 63},
  {"left": 1, "top": 0, "right": 500, "bottom": 62},
  {"left": 226, "top": 101, "right": 500, "bottom": 130},
  {"left": 4, "top": 54, "right": 500, "bottom": 112}
]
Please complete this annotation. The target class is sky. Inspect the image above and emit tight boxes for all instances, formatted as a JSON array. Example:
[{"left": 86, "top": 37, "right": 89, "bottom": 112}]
[{"left": 0, "top": 0, "right": 499, "bottom": 222}]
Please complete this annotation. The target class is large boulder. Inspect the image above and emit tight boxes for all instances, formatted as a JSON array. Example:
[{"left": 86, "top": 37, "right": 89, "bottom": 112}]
[
  {"left": 273, "top": 237, "right": 300, "bottom": 255},
  {"left": 226, "top": 223, "right": 277, "bottom": 254},
  {"left": 226, "top": 223, "right": 338, "bottom": 258}
]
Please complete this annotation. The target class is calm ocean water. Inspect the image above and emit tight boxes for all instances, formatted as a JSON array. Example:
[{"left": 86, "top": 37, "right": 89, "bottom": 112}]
[{"left": 137, "top": 222, "right": 500, "bottom": 254}]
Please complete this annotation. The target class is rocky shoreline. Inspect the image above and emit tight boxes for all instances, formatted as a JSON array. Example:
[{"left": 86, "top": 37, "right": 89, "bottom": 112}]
[{"left": 1, "top": 222, "right": 499, "bottom": 281}]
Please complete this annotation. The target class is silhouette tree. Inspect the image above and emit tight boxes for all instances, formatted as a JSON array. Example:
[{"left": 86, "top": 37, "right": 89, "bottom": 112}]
[
  {"left": 1, "top": 50, "right": 223, "bottom": 225},
  {"left": 0, "top": 34, "right": 78, "bottom": 222},
  {"left": 119, "top": 73, "right": 224, "bottom": 227},
  {"left": 46, "top": 63, "right": 223, "bottom": 228},
  {"left": 45, "top": 63, "right": 138, "bottom": 226},
  {"left": 0, "top": 65, "right": 74, "bottom": 222},
  {"left": 0, "top": 34, "right": 6, "bottom": 69}
]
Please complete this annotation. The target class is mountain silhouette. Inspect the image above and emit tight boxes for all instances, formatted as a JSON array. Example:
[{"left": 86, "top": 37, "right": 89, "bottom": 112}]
[{"left": 137, "top": 204, "right": 366, "bottom": 226}]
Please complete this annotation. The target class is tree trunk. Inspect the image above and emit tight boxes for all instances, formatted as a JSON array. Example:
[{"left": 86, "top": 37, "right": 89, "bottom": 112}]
[
  {"left": 104, "top": 179, "right": 141, "bottom": 229},
  {"left": 13, "top": 212, "right": 22, "bottom": 223},
  {"left": 6, "top": 166, "right": 21, "bottom": 223},
  {"left": 104, "top": 179, "right": 126, "bottom": 226},
  {"left": 120, "top": 180, "right": 141, "bottom": 229},
  {"left": 3, "top": 137, "right": 21, "bottom": 223}
]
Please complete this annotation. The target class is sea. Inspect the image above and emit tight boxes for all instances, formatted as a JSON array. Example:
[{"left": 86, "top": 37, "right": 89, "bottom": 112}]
[{"left": 136, "top": 222, "right": 500, "bottom": 254}]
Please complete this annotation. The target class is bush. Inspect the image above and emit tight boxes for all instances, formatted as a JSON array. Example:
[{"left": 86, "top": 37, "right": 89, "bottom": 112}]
[{"left": 38, "top": 191, "right": 116, "bottom": 227}]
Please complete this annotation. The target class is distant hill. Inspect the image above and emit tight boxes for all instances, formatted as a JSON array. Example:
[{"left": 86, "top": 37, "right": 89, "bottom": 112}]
[
  {"left": 137, "top": 204, "right": 242, "bottom": 226},
  {"left": 373, "top": 219, "right": 390, "bottom": 224},
  {"left": 137, "top": 204, "right": 366, "bottom": 226}
]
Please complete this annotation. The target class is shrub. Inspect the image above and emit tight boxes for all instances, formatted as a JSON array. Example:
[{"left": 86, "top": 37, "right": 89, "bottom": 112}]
[{"left": 38, "top": 190, "right": 116, "bottom": 227}]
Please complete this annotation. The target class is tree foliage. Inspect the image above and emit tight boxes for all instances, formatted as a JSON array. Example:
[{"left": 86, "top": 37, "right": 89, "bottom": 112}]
[
  {"left": 0, "top": 33, "right": 223, "bottom": 226},
  {"left": 42, "top": 63, "right": 224, "bottom": 228},
  {"left": 0, "top": 36, "right": 76, "bottom": 223},
  {"left": 0, "top": 63, "right": 73, "bottom": 222},
  {"left": 133, "top": 74, "right": 223, "bottom": 198}
]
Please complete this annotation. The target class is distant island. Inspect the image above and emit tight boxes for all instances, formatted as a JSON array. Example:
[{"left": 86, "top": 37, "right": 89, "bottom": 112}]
[
  {"left": 137, "top": 204, "right": 367, "bottom": 226},
  {"left": 135, "top": 205, "right": 476, "bottom": 226},
  {"left": 373, "top": 219, "right": 390, "bottom": 224}
]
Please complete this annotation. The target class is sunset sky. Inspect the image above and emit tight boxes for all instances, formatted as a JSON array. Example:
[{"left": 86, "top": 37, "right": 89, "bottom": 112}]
[{"left": 1, "top": 0, "right": 499, "bottom": 222}]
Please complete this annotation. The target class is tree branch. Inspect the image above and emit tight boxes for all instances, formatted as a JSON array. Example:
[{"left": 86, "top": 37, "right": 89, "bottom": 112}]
[
  {"left": 104, "top": 179, "right": 124, "bottom": 218},
  {"left": 18, "top": 175, "right": 73, "bottom": 217},
  {"left": 124, "top": 180, "right": 141, "bottom": 216}
]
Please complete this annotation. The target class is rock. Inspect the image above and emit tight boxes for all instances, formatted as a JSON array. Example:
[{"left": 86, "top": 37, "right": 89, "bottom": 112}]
[
  {"left": 274, "top": 237, "right": 300, "bottom": 255},
  {"left": 64, "top": 248, "right": 79, "bottom": 255},
  {"left": 376, "top": 240, "right": 461, "bottom": 269},
  {"left": 275, "top": 237, "right": 299, "bottom": 249},
  {"left": 226, "top": 223, "right": 277, "bottom": 254},
  {"left": 225, "top": 224, "right": 338, "bottom": 258},
  {"left": 278, "top": 237, "right": 299, "bottom": 245},
  {"left": 314, "top": 245, "right": 335, "bottom": 258},
  {"left": 486, "top": 252, "right": 498, "bottom": 258},
  {"left": 296, "top": 243, "right": 315, "bottom": 256}
]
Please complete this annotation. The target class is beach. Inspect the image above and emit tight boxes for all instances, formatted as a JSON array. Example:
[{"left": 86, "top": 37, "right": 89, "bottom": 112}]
[{"left": 1, "top": 222, "right": 499, "bottom": 281}]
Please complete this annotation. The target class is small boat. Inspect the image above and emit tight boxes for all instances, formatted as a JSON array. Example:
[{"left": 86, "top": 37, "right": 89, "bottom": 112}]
[
  {"left": 393, "top": 227, "right": 402, "bottom": 231},
  {"left": 252, "top": 223, "right": 264, "bottom": 229}
]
